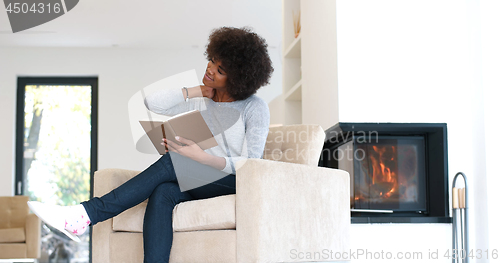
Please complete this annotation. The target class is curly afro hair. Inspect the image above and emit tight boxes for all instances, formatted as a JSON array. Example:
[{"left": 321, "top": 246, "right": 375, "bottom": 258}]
[{"left": 205, "top": 27, "right": 274, "bottom": 101}]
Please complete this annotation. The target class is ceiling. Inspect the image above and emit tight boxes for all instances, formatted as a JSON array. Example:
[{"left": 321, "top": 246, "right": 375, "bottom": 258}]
[{"left": 0, "top": 0, "right": 282, "bottom": 49}]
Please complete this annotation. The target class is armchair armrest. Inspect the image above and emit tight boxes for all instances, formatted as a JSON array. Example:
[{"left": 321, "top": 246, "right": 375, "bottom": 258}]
[
  {"left": 92, "top": 168, "right": 140, "bottom": 263},
  {"left": 94, "top": 168, "right": 141, "bottom": 196},
  {"left": 235, "top": 159, "right": 350, "bottom": 263},
  {"left": 25, "top": 213, "right": 41, "bottom": 258}
]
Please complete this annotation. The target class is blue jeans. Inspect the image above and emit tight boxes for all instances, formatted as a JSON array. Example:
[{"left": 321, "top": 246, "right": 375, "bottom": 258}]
[{"left": 81, "top": 152, "right": 236, "bottom": 262}]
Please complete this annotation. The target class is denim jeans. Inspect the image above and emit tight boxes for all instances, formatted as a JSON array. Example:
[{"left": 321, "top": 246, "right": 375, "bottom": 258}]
[{"left": 81, "top": 152, "right": 236, "bottom": 262}]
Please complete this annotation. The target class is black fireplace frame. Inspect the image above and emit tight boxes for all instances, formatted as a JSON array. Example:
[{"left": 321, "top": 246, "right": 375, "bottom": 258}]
[{"left": 320, "top": 123, "right": 452, "bottom": 224}]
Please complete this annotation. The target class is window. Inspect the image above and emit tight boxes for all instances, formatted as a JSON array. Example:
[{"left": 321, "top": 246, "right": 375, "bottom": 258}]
[{"left": 16, "top": 77, "right": 98, "bottom": 263}]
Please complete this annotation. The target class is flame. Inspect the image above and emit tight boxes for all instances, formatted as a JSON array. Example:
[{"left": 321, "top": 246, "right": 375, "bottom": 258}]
[
  {"left": 353, "top": 142, "right": 420, "bottom": 207},
  {"left": 369, "top": 145, "right": 398, "bottom": 199}
]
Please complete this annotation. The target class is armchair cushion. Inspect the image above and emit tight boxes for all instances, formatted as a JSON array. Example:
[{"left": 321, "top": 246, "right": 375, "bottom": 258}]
[
  {"left": 0, "top": 196, "right": 29, "bottom": 229},
  {"left": 173, "top": 194, "right": 235, "bottom": 232},
  {"left": 0, "top": 228, "right": 25, "bottom": 243},
  {"left": 112, "top": 194, "right": 236, "bottom": 233},
  {"left": 263, "top": 124, "right": 325, "bottom": 166}
]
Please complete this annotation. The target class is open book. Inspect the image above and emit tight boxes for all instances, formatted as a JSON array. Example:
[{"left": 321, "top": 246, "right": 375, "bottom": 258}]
[{"left": 139, "top": 110, "right": 218, "bottom": 155}]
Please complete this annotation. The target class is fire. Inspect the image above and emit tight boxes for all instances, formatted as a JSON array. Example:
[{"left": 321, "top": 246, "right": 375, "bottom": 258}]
[
  {"left": 369, "top": 145, "right": 398, "bottom": 199},
  {"left": 353, "top": 141, "right": 420, "bottom": 208}
]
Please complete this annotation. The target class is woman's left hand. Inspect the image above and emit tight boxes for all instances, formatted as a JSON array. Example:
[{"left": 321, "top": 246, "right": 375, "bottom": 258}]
[{"left": 164, "top": 136, "right": 207, "bottom": 163}]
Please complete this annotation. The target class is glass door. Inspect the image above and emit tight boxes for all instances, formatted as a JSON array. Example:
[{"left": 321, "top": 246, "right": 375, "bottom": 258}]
[
  {"left": 16, "top": 77, "right": 98, "bottom": 263},
  {"left": 352, "top": 136, "right": 427, "bottom": 211}
]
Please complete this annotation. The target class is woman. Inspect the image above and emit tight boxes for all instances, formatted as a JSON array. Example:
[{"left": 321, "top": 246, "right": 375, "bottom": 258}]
[{"left": 28, "top": 26, "right": 273, "bottom": 262}]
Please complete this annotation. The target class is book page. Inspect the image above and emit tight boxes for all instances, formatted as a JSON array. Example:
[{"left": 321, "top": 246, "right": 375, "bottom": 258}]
[
  {"left": 170, "top": 109, "right": 198, "bottom": 119},
  {"left": 128, "top": 69, "right": 199, "bottom": 154}
]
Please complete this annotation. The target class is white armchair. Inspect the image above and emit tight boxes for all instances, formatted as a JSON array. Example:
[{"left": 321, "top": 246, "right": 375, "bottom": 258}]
[{"left": 92, "top": 124, "right": 350, "bottom": 262}]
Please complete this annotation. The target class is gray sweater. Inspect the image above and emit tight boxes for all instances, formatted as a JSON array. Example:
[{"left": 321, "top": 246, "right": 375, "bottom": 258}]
[{"left": 144, "top": 88, "right": 270, "bottom": 174}]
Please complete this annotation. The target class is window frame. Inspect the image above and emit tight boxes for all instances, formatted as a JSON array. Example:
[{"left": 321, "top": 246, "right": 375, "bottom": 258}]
[
  {"left": 15, "top": 76, "right": 98, "bottom": 262},
  {"left": 15, "top": 76, "right": 98, "bottom": 197}
]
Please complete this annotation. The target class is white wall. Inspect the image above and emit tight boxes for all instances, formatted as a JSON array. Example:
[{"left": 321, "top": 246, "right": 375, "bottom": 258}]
[
  {"left": 0, "top": 46, "right": 282, "bottom": 196},
  {"left": 336, "top": 1, "right": 492, "bottom": 262},
  {"left": 481, "top": 0, "right": 500, "bottom": 257}
]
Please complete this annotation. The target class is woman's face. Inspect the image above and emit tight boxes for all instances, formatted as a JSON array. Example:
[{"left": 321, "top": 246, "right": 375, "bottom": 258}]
[{"left": 203, "top": 58, "right": 228, "bottom": 89}]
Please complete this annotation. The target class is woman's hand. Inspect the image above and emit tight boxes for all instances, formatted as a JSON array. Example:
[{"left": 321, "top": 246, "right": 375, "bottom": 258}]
[
  {"left": 200, "top": 85, "right": 215, "bottom": 99},
  {"left": 185, "top": 85, "right": 214, "bottom": 100},
  {"left": 163, "top": 136, "right": 208, "bottom": 163},
  {"left": 162, "top": 136, "right": 227, "bottom": 170}
]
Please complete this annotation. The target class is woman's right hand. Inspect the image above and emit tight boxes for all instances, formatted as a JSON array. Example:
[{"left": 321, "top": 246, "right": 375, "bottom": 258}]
[
  {"left": 200, "top": 85, "right": 215, "bottom": 99},
  {"left": 184, "top": 85, "right": 214, "bottom": 100}
]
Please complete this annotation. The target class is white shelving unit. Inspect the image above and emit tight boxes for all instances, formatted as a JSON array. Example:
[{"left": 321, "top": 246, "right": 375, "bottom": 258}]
[
  {"left": 282, "top": 0, "right": 302, "bottom": 125},
  {"left": 284, "top": 79, "right": 302, "bottom": 101},
  {"left": 284, "top": 34, "right": 301, "bottom": 58},
  {"left": 276, "top": 0, "right": 339, "bottom": 129}
]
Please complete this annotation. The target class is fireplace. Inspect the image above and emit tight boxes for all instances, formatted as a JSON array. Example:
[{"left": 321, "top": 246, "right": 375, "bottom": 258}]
[{"left": 320, "top": 123, "right": 451, "bottom": 223}]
